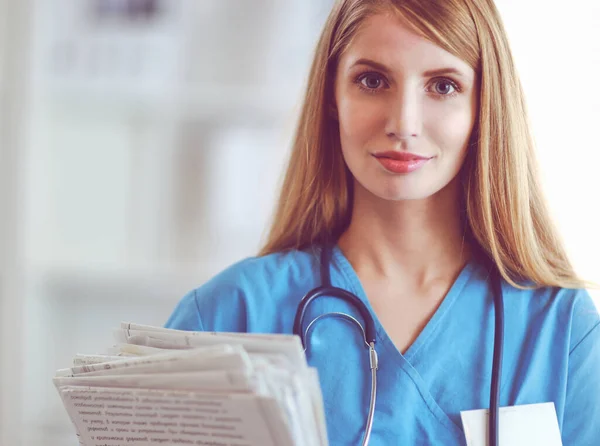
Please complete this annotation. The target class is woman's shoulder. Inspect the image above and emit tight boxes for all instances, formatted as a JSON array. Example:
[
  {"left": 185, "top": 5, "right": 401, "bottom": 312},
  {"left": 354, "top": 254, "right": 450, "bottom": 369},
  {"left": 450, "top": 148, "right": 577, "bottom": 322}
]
[
  {"left": 548, "top": 286, "right": 599, "bottom": 352},
  {"left": 165, "top": 247, "right": 321, "bottom": 333},
  {"left": 207, "top": 247, "right": 320, "bottom": 289},
  {"left": 505, "top": 279, "right": 599, "bottom": 352},
  {"left": 468, "top": 256, "right": 599, "bottom": 351},
  {"left": 523, "top": 286, "right": 600, "bottom": 441}
]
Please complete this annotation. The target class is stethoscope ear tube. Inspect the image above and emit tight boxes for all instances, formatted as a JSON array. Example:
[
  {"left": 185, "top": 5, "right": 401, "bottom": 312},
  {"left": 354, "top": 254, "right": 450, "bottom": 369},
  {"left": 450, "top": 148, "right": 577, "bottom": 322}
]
[
  {"left": 293, "top": 244, "right": 378, "bottom": 349},
  {"left": 489, "top": 267, "right": 504, "bottom": 446},
  {"left": 293, "top": 285, "right": 378, "bottom": 349}
]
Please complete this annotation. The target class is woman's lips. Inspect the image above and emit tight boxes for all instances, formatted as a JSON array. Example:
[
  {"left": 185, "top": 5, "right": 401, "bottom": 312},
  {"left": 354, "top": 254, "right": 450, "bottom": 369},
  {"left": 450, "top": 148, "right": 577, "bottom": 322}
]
[{"left": 373, "top": 151, "right": 433, "bottom": 174}]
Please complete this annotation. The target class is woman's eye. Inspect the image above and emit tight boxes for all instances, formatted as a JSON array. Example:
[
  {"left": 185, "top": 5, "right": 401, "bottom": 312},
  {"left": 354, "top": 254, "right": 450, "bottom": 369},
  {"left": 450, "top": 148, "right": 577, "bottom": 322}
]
[
  {"left": 431, "top": 79, "right": 459, "bottom": 96},
  {"left": 358, "top": 73, "right": 385, "bottom": 90}
]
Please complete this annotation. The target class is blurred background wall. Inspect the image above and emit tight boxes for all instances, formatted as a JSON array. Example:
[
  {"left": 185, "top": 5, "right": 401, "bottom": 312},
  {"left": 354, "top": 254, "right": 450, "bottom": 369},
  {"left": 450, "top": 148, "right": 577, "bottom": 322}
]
[{"left": 0, "top": 0, "right": 598, "bottom": 445}]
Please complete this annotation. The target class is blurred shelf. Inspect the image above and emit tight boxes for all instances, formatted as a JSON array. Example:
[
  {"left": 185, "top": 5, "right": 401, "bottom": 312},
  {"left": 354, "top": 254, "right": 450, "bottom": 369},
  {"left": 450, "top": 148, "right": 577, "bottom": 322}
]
[
  {"left": 181, "top": 83, "right": 302, "bottom": 123},
  {"left": 26, "top": 261, "right": 218, "bottom": 302},
  {"left": 43, "top": 80, "right": 302, "bottom": 123}
]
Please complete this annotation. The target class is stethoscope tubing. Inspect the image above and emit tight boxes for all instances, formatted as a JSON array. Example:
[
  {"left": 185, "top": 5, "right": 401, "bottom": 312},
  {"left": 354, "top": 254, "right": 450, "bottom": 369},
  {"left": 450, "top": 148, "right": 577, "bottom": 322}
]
[{"left": 293, "top": 244, "right": 503, "bottom": 446}]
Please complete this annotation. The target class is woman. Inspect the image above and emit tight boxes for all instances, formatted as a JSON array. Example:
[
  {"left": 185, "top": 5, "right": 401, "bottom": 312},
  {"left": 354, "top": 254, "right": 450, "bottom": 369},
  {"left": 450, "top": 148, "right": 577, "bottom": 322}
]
[{"left": 166, "top": 0, "right": 600, "bottom": 444}]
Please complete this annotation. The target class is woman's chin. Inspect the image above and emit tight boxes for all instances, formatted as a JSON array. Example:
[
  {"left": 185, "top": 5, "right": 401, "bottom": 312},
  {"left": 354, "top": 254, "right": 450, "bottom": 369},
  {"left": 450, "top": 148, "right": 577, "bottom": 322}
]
[
  {"left": 354, "top": 174, "right": 444, "bottom": 202},
  {"left": 369, "top": 184, "right": 431, "bottom": 202}
]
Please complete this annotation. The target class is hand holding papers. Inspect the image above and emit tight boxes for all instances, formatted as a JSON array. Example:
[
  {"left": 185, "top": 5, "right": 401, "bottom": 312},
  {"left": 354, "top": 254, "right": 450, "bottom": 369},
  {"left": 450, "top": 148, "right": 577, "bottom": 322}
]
[{"left": 54, "top": 323, "right": 329, "bottom": 446}]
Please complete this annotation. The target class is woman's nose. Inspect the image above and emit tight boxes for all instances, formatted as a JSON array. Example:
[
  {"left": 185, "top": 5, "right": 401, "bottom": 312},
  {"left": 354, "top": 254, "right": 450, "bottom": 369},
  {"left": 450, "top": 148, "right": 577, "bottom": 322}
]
[{"left": 384, "top": 89, "right": 423, "bottom": 140}]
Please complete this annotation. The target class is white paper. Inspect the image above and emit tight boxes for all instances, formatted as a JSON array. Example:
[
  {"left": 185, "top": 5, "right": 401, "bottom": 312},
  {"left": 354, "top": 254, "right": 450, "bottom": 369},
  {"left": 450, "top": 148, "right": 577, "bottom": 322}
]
[
  {"left": 121, "top": 322, "right": 299, "bottom": 342},
  {"left": 55, "top": 323, "right": 329, "bottom": 446},
  {"left": 106, "top": 343, "right": 168, "bottom": 357},
  {"left": 57, "top": 344, "right": 251, "bottom": 378},
  {"left": 116, "top": 327, "right": 306, "bottom": 368},
  {"left": 59, "top": 386, "right": 294, "bottom": 446},
  {"left": 73, "top": 355, "right": 123, "bottom": 366},
  {"left": 54, "top": 370, "right": 256, "bottom": 393},
  {"left": 460, "top": 402, "right": 563, "bottom": 446}
]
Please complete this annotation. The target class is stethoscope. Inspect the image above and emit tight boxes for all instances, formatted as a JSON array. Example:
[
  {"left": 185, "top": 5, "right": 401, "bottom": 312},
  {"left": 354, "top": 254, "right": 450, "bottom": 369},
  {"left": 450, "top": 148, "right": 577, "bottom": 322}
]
[{"left": 293, "top": 243, "right": 504, "bottom": 446}]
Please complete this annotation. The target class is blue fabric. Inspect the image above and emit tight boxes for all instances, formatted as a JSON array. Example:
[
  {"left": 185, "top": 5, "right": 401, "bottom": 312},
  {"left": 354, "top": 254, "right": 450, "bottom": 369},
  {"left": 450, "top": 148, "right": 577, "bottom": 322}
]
[{"left": 165, "top": 246, "right": 600, "bottom": 445}]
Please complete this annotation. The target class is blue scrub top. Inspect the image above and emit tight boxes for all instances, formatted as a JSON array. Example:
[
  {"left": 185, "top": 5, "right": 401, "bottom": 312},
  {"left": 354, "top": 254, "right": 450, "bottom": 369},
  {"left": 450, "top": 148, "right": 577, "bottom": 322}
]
[{"left": 165, "top": 246, "right": 600, "bottom": 445}]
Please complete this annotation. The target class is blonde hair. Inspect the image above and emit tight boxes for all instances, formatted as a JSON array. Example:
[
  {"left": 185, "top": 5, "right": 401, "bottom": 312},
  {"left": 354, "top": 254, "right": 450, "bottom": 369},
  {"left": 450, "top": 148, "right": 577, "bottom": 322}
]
[{"left": 259, "top": 0, "right": 594, "bottom": 290}]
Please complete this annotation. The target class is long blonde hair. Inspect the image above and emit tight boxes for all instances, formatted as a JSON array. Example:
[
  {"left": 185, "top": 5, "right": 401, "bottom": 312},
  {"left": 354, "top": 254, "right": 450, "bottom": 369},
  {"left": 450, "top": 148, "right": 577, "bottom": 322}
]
[{"left": 259, "top": 0, "right": 593, "bottom": 290}]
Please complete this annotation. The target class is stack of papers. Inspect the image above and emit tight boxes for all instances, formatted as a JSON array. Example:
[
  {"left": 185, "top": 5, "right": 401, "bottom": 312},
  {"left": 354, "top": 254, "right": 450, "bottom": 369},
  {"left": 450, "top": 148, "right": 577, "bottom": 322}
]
[{"left": 54, "top": 322, "right": 329, "bottom": 446}]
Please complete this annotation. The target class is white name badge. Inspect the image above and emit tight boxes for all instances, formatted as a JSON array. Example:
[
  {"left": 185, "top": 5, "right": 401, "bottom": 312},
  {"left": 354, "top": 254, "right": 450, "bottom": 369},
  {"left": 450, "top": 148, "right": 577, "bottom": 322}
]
[{"left": 460, "top": 402, "right": 562, "bottom": 446}]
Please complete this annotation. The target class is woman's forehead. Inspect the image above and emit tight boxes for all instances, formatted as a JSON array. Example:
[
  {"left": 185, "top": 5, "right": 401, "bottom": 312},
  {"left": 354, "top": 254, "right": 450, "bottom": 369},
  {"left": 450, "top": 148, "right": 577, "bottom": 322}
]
[{"left": 339, "top": 13, "right": 475, "bottom": 80}]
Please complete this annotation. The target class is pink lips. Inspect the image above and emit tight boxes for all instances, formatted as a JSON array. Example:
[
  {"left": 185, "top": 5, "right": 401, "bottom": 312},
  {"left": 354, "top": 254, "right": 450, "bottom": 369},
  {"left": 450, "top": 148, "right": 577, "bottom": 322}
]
[{"left": 373, "top": 151, "right": 433, "bottom": 174}]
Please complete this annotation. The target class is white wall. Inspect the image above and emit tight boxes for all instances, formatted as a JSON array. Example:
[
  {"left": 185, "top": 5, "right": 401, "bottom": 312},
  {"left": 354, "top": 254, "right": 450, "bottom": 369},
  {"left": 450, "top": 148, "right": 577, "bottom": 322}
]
[
  {"left": 0, "top": 1, "right": 31, "bottom": 444},
  {"left": 496, "top": 0, "right": 600, "bottom": 304}
]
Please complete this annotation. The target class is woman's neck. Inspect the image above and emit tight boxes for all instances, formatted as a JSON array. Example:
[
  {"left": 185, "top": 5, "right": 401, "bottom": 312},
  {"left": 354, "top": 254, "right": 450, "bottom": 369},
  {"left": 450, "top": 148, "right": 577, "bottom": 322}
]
[{"left": 337, "top": 177, "right": 471, "bottom": 289}]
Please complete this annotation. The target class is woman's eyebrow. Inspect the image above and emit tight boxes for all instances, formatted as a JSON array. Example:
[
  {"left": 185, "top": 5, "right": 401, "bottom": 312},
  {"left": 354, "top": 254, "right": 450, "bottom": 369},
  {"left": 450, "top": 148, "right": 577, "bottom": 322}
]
[
  {"left": 422, "top": 67, "right": 469, "bottom": 79},
  {"left": 350, "top": 58, "right": 471, "bottom": 80},
  {"left": 350, "top": 58, "right": 392, "bottom": 74}
]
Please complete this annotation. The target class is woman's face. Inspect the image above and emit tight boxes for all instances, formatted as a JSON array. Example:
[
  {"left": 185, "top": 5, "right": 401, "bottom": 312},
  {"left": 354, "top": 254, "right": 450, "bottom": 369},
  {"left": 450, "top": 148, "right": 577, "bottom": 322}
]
[{"left": 334, "top": 13, "right": 478, "bottom": 201}]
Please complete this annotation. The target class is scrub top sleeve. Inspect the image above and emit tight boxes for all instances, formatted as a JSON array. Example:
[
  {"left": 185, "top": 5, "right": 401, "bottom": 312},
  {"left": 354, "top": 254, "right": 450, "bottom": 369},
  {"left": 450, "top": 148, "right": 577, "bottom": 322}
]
[
  {"left": 561, "top": 291, "right": 600, "bottom": 444},
  {"left": 164, "top": 289, "right": 204, "bottom": 332},
  {"left": 165, "top": 279, "right": 251, "bottom": 333}
]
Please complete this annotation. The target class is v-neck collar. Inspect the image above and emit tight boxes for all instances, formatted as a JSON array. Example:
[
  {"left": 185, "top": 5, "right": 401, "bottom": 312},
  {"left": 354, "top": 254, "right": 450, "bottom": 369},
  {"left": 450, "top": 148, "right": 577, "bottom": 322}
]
[
  {"left": 330, "top": 244, "right": 476, "bottom": 363},
  {"left": 323, "top": 245, "right": 479, "bottom": 440}
]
